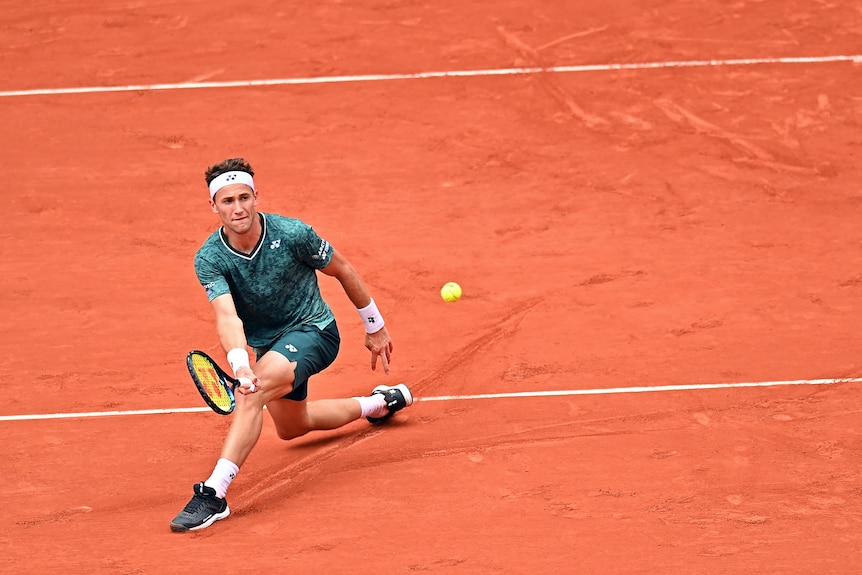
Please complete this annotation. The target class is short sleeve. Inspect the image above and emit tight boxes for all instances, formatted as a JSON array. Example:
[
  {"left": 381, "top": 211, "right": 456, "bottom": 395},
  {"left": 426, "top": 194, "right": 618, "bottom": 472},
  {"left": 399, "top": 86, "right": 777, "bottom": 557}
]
[
  {"left": 292, "top": 224, "right": 334, "bottom": 270},
  {"left": 194, "top": 252, "right": 231, "bottom": 302}
]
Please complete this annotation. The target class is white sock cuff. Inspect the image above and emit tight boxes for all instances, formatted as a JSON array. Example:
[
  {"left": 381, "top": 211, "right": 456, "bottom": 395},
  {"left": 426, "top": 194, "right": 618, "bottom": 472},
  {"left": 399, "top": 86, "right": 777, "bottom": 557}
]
[
  {"left": 216, "top": 458, "right": 239, "bottom": 476},
  {"left": 205, "top": 458, "right": 239, "bottom": 499},
  {"left": 355, "top": 394, "right": 386, "bottom": 418}
]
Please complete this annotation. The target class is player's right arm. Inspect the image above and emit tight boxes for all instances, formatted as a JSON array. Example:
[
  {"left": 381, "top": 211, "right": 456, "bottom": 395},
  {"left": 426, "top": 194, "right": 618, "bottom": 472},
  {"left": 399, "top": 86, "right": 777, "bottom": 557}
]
[
  {"left": 195, "top": 251, "right": 258, "bottom": 392},
  {"left": 210, "top": 294, "right": 259, "bottom": 393},
  {"left": 210, "top": 294, "right": 246, "bottom": 350}
]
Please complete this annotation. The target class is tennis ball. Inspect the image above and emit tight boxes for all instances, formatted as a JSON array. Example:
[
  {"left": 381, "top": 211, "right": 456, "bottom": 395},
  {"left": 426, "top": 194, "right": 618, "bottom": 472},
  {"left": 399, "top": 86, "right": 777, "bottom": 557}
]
[{"left": 441, "top": 282, "right": 462, "bottom": 302}]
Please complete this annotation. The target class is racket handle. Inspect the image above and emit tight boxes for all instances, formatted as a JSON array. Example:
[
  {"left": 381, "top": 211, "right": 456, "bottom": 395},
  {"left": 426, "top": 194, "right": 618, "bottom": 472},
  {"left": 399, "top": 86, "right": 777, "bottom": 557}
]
[{"left": 237, "top": 377, "right": 256, "bottom": 393}]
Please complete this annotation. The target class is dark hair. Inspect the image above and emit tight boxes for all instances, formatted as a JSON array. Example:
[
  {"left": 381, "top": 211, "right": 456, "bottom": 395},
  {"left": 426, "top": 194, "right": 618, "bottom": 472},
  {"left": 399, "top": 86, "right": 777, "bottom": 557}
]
[{"left": 204, "top": 158, "right": 255, "bottom": 186}]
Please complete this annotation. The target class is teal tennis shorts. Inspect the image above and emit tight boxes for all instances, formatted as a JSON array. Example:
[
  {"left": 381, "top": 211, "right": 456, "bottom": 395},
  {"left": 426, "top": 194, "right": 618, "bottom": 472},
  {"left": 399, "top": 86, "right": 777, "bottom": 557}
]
[{"left": 254, "top": 321, "right": 340, "bottom": 401}]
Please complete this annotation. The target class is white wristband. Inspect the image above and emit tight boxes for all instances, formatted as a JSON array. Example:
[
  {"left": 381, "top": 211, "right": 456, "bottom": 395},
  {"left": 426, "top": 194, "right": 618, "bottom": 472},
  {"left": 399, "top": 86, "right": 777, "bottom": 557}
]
[
  {"left": 357, "top": 298, "right": 385, "bottom": 334},
  {"left": 227, "top": 347, "right": 251, "bottom": 376}
]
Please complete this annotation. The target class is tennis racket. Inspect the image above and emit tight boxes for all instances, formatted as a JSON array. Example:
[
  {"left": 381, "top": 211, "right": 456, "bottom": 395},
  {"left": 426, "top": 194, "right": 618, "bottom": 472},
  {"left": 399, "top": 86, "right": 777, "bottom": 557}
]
[{"left": 186, "top": 350, "right": 255, "bottom": 415}]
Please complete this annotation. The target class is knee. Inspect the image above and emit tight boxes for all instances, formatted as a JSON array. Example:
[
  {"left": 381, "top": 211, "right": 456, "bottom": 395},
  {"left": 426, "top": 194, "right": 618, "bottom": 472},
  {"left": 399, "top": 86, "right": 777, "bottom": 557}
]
[
  {"left": 234, "top": 391, "right": 266, "bottom": 413},
  {"left": 272, "top": 408, "right": 312, "bottom": 441},
  {"left": 275, "top": 425, "right": 310, "bottom": 441}
]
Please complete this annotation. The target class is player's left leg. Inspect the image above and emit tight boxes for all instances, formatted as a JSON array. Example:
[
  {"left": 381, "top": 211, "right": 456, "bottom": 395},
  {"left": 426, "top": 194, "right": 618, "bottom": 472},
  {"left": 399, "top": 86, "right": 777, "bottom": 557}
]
[
  {"left": 265, "top": 394, "right": 364, "bottom": 440},
  {"left": 265, "top": 385, "right": 413, "bottom": 438},
  {"left": 263, "top": 320, "right": 413, "bottom": 438}
]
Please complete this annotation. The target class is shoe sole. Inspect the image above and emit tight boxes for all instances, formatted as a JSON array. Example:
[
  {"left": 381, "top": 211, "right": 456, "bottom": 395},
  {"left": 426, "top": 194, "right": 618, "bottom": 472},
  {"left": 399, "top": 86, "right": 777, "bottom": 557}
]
[
  {"left": 366, "top": 383, "right": 413, "bottom": 424},
  {"left": 170, "top": 505, "right": 231, "bottom": 532},
  {"left": 372, "top": 383, "right": 413, "bottom": 406}
]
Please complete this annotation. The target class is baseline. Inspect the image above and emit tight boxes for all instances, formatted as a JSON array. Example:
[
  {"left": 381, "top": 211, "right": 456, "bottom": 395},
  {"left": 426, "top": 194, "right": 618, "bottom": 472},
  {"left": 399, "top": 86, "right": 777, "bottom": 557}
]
[{"left": 1, "top": 54, "right": 859, "bottom": 98}]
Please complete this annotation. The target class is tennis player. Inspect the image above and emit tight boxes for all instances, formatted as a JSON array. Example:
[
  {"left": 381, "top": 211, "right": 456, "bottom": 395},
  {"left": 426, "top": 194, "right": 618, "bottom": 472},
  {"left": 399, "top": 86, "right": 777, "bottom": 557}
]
[{"left": 170, "top": 158, "right": 412, "bottom": 532}]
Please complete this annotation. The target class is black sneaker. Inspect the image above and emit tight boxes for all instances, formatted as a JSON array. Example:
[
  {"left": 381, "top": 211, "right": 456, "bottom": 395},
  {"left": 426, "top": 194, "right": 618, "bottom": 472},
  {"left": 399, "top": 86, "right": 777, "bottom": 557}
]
[
  {"left": 366, "top": 383, "right": 413, "bottom": 424},
  {"left": 170, "top": 482, "right": 230, "bottom": 532}
]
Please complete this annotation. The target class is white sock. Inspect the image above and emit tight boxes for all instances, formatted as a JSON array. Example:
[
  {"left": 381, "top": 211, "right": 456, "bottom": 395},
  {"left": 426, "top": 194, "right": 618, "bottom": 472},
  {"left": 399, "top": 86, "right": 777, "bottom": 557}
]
[
  {"left": 205, "top": 458, "right": 239, "bottom": 499},
  {"left": 355, "top": 394, "right": 388, "bottom": 418}
]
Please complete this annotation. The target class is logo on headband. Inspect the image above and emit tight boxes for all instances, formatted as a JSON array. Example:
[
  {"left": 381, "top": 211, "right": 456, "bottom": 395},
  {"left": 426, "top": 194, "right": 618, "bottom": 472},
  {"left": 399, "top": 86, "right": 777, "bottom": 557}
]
[{"left": 209, "top": 170, "right": 255, "bottom": 199}]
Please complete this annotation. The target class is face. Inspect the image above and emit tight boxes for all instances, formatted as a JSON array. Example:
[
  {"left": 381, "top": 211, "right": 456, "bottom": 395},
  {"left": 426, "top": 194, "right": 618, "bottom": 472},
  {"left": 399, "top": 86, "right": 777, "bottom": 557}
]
[{"left": 210, "top": 184, "right": 258, "bottom": 234}]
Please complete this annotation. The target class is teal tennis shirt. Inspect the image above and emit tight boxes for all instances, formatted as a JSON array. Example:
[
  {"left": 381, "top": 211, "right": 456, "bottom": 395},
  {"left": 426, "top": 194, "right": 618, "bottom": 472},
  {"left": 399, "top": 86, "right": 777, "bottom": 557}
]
[{"left": 194, "top": 212, "right": 335, "bottom": 349}]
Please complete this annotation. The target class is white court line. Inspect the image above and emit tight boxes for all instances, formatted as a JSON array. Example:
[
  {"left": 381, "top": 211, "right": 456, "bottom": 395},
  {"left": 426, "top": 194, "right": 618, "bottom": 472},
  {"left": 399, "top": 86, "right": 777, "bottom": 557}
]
[
  {"left": 1, "top": 54, "right": 859, "bottom": 98},
  {"left": 420, "top": 377, "right": 862, "bottom": 401},
  {"left": 0, "top": 407, "right": 209, "bottom": 421},
  {"left": 1, "top": 377, "right": 860, "bottom": 421}
]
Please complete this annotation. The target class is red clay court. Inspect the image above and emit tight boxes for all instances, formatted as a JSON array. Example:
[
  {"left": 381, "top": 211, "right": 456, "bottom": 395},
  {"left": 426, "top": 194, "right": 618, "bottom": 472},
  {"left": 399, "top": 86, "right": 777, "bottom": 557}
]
[{"left": 2, "top": 1, "right": 862, "bottom": 573}]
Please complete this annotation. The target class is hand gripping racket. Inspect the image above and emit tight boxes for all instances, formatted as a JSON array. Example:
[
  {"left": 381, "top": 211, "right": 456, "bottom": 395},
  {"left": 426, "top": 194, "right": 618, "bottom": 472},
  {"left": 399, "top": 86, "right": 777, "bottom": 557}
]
[{"left": 186, "top": 350, "right": 255, "bottom": 415}]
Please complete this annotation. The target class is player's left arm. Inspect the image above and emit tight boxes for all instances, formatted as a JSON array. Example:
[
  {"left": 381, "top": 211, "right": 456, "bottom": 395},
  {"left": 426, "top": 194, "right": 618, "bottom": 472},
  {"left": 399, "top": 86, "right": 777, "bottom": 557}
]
[{"left": 320, "top": 248, "right": 393, "bottom": 374}]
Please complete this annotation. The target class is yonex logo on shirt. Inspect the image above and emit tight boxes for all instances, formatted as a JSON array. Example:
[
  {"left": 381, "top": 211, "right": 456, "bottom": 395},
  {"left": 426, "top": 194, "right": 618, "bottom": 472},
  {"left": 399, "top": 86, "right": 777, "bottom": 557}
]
[
  {"left": 204, "top": 281, "right": 216, "bottom": 297},
  {"left": 285, "top": 344, "right": 298, "bottom": 352},
  {"left": 312, "top": 240, "right": 330, "bottom": 260},
  {"left": 270, "top": 239, "right": 281, "bottom": 249}
]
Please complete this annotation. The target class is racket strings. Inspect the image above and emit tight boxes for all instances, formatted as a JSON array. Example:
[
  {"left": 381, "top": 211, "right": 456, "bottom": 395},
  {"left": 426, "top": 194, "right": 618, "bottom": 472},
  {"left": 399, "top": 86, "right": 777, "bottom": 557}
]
[{"left": 190, "top": 354, "right": 233, "bottom": 411}]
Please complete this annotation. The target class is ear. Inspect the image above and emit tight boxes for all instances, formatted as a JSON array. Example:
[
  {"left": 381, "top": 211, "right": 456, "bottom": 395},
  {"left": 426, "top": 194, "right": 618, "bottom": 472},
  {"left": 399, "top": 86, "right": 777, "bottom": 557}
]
[{"left": 210, "top": 199, "right": 218, "bottom": 213}]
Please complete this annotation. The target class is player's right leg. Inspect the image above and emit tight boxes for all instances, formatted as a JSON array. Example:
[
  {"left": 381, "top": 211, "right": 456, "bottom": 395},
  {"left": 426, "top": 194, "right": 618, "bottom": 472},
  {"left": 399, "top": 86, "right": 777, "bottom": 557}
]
[
  {"left": 170, "top": 362, "right": 296, "bottom": 533},
  {"left": 171, "top": 346, "right": 300, "bottom": 532},
  {"left": 170, "top": 482, "right": 230, "bottom": 532}
]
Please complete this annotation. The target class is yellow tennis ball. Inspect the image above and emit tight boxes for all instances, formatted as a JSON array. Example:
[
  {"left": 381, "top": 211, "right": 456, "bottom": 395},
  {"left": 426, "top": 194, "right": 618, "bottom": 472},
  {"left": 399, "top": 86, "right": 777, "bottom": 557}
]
[{"left": 441, "top": 282, "right": 462, "bottom": 302}]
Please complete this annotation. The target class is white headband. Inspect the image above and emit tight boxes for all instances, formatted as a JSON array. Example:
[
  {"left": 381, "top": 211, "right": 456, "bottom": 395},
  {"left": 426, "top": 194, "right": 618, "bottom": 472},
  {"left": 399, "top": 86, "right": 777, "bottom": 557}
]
[{"left": 209, "top": 171, "right": 255, "bottom": 199}]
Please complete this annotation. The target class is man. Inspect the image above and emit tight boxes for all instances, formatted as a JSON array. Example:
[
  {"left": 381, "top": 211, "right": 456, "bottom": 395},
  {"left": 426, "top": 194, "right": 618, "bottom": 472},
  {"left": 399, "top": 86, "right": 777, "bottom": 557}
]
[{"left": 170, "top": 158, "right": 412, "bottom": 532}]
